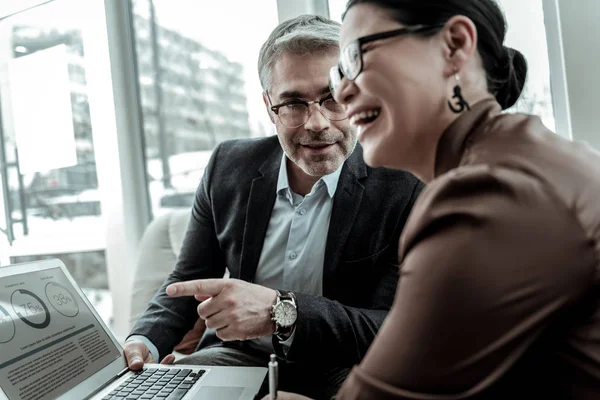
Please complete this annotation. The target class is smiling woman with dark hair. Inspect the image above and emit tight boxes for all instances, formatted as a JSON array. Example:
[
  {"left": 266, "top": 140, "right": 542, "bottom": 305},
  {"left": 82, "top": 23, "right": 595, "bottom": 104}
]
[{"left": 265, "top": 0, "right": 600, "bottom": 399}]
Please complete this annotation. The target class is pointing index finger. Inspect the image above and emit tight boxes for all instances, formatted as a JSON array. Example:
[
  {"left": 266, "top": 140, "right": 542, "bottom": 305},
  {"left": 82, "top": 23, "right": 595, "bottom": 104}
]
[{"left": 166, "top": 279, "right": 226, "bottom": 297}]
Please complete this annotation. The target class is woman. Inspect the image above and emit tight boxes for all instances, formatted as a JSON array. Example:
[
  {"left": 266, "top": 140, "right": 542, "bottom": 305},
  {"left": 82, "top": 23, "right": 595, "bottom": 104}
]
[{"left": 266, "top": 0, "right": 600, "bottom": 399}]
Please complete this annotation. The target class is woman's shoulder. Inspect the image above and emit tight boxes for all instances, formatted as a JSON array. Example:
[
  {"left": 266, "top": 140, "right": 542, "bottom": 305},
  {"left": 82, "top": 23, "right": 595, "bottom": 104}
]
[
  {"left": 400, "top": 162, "right": 596, "bottom": 299},
  {"left": 412, "top": 163, "right": 545, "bottom": 218},
  {"left": 401, "top": 163, "right": 587, "bottom": 256}
]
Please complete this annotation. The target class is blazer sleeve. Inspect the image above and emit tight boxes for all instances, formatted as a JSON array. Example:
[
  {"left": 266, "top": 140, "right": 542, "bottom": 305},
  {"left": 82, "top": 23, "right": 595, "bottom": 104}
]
[
  {"left": 274, "top": 180, "right": 424, "bottom": 365},
  {"left": 335, "top": 166, "right": 595, "bottom": 399},
  {"left": 128, "top": 143, "right": 227, "bottom": 361}
]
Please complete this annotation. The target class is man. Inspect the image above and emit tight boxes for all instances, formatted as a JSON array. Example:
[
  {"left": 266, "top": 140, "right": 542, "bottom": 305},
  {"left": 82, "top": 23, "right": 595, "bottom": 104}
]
[{"left": 125, "top": 15, "right": 422, "bottom": 399}]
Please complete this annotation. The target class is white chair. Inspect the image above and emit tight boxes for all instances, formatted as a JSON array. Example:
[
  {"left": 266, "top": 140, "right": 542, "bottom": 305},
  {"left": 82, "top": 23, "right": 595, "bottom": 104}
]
[{"left": 129, "top": 209, "right": 207, "bottom": 354}]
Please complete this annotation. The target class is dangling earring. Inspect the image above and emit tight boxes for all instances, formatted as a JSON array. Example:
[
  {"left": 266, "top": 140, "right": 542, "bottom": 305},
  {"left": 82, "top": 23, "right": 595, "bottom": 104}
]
[{"left": 447, "top": 73, "right": 470, "bottom": 113}]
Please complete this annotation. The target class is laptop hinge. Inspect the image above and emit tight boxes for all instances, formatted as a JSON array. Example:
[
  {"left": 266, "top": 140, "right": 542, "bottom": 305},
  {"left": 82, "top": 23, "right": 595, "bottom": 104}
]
[
  {"left": 116, "top": 367, "right": 130, "bottom": 378},
  {"left": 83, "top": 368, "right": 131, "bottom": 399}
]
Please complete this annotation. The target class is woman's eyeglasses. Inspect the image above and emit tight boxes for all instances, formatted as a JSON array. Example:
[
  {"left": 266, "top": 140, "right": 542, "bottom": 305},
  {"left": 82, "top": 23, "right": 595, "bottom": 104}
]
[
  {"left": 266, "top": 92, "right": 347, "bottom": 128},
  {"left": 329, "top": 25, "right": 443, "bottom": 98}
]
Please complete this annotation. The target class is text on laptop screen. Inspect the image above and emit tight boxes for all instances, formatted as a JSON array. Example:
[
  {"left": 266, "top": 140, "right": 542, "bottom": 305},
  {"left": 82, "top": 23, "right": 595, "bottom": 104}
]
[{"left": 0, "top": 267, "right": 121, "bottom": 400}]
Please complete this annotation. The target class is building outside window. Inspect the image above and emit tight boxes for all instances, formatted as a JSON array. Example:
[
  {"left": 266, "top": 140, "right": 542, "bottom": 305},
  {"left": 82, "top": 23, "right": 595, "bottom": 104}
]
[{"left": 130, "top": 0, "right": 279, "bottom": 218}]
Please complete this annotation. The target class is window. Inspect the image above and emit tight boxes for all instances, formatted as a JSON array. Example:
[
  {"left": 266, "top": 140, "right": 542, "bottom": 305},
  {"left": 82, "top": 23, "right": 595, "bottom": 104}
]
[
  {"left": 328, "top": 0, "right": 556, "bottom": 131},
  {"left": 0, "top": 0, "right": 110, "bottom": 324},
  {"left": 130, "top": 0, "right": 279, "bottom": 218},
  {"left": 499, "top": 0, "right": 555, "bottom": 131}
]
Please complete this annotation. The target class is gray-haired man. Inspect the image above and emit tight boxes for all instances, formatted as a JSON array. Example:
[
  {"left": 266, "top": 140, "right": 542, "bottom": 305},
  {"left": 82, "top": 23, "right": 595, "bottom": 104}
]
[{"left": 124, "top": 15, "right": 422, "bottom": 399}]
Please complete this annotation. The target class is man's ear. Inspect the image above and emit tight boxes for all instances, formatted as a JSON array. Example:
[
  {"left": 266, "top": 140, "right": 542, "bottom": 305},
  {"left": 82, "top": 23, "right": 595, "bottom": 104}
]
[
  {"left": 263, "top": 92, "right": 275, "bottom": 123},
  {"left": 440, "top": 15, "right": 478, "bottom": 77}
]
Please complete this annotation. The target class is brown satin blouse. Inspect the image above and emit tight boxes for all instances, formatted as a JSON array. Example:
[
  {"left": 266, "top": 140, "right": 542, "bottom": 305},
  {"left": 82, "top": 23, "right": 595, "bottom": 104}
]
[{"left": 336, "top": 99, "right": 600, "bottom": 399}]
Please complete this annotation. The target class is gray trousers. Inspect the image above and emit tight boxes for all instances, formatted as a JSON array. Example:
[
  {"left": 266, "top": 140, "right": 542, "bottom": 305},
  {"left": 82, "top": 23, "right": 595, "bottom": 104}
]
[{"left": 175, "top": 342, "right": 349, "bottom": 399}]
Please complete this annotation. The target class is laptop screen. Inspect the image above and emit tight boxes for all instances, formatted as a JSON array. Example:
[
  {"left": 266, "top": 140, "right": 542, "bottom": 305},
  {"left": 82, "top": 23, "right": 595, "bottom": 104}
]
[{"left": 0, "top": 266, "right": 121, "bottom": 400}]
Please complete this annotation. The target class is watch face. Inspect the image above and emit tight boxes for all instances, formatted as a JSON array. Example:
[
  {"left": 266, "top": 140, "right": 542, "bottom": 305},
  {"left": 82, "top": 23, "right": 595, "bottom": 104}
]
[{"left": 274, "top": 300, "right": 297, "bottom": 327}]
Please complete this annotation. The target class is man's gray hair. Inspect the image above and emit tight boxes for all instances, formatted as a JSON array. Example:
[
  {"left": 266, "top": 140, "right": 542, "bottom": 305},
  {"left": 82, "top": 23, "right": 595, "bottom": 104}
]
[{"left": 258, "top": 14, "right": 341, "bottom": 92}]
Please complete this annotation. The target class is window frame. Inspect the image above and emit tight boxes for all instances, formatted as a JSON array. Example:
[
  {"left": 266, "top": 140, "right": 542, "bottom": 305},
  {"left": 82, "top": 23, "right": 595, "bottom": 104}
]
[{"left": 542, "top": 0, "right": 572, "bottom": 139}]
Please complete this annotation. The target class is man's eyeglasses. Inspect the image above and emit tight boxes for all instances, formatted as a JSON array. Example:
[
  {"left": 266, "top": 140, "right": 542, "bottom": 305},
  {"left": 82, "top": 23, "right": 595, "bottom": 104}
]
[
  {"left": 266, "top": 92, "right": 347, "bottom": 128},
  {"left": 329, "top": 25, "right": 442, "bottom": 98}
]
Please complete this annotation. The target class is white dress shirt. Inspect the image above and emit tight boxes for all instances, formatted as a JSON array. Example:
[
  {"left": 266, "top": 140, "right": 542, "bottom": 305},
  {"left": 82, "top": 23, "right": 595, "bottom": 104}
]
[{"left": 248, "top": 153, "right": 342, "bottom": 354}]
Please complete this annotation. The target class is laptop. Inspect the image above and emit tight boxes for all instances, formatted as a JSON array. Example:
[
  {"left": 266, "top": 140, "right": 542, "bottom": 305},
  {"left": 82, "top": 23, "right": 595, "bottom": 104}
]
[{"left": 0, "top": 259, "right": 267, "bottom": 400}]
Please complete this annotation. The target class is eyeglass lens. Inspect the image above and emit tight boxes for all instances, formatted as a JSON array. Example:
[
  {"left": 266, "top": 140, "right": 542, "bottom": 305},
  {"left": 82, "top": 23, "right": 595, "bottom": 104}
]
[
  {"left": 329, "top": 67, "right": 342, "bottom": 99},
  {"left": 278, "top": 99, "right": 345, "bottom": 128},
  {"left": 341, "top": 41, "right": 362, "bottom": 80},
  {"left": 329, "top": 41, "right": 361, "bottom": 99}
]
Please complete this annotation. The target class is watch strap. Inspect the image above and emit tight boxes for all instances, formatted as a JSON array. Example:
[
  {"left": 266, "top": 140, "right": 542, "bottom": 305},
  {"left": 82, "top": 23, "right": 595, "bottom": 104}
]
[{"left": 276, "top": 290, "right": 295, "bottom": 303}]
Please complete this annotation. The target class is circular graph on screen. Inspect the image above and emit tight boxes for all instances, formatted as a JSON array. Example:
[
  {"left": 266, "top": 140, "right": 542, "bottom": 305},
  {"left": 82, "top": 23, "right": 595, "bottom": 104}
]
[
  {"left": 0, "top": 304, "right": 16, "bottom": 343},
  {"left": 45, "top": 282, "right": 79, "bottom": 317},
  {"left": 11, "top": 289, "right": 51, "bottom": 329}
]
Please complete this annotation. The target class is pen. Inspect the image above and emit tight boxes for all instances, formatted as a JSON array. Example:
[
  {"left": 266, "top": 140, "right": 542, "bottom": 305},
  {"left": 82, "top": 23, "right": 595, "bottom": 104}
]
[{"left": 269, "top": 353, "right": 278, "bottom": 400}]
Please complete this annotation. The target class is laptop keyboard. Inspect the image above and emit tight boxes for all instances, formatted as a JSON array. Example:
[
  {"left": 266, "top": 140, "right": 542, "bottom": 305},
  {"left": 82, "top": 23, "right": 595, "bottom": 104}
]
[{"left": 102, "top": 367, "right": 205, "bottom": 400}]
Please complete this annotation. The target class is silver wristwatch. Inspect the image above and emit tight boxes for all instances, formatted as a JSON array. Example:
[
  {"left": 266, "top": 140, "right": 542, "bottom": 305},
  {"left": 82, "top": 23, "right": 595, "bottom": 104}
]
[{"left": 271, "top": 290, "right": 297, "bottom": 337}]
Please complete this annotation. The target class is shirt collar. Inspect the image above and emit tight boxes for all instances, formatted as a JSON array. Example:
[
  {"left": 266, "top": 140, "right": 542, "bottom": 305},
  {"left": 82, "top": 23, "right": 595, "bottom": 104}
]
[
  {"left": 276, "top": 153, "right": 343, "bottom": 198},
  {"left": 435, "top": 98, "right": 502, "bottom": 177}
]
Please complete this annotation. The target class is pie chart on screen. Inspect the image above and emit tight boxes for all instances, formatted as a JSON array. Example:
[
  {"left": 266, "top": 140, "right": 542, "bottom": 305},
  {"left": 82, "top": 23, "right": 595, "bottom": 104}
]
[
  {"left": 11, "top": 289, "right": 51, "bottom": 329},
  {"left": 45, "top": 282, "right": 79, "bottom": 317}
]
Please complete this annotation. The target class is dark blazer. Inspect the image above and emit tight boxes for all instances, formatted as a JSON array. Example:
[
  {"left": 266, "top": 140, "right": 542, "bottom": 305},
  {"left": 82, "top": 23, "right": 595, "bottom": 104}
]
[{"left": 130, "top": 136, "right": 422, "bottom": 366}]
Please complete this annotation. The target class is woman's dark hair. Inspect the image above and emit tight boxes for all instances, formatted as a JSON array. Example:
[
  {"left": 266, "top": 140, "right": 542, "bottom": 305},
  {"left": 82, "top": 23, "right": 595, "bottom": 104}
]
[{"left": 344, "top": 0, "right": 528, "bottom": 110}]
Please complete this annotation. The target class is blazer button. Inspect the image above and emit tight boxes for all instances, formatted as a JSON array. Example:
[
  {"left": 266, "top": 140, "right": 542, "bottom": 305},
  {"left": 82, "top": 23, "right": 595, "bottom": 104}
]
[{"left": 289, "top": 252, "right": 297, "bottom": 260}]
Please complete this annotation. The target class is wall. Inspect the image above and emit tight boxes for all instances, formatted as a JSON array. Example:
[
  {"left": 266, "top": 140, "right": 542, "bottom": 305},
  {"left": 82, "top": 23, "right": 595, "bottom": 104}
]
[{"left": 557, "top": 0, "right": 600, "bottom": 149}]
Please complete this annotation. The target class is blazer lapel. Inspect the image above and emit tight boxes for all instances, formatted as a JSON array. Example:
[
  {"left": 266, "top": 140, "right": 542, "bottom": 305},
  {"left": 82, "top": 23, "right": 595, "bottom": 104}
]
[
  {"left": 323, "top": 147, "right": 367, "bottom": 298},
  {"left": 239, "top": 148, "right": 281, "bottom": 282}
]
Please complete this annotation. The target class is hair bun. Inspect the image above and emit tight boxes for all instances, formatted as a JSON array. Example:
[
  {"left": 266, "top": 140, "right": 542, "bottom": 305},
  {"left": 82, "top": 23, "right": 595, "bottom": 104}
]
[{"left": 494, "top": 46, "right": 528, "bottom": 110}]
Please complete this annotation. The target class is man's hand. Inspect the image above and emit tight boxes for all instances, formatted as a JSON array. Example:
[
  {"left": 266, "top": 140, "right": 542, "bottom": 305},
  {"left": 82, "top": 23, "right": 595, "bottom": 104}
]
[
  {"left": 123, "top": 340, "right": 176, "bottom": 370},
  {"left": 167, "top": 279, "right": 278, "bottom": 341},
  {"left": 262, "top": 392, "right": 313, "bottom": 400}
]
